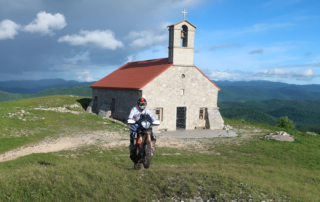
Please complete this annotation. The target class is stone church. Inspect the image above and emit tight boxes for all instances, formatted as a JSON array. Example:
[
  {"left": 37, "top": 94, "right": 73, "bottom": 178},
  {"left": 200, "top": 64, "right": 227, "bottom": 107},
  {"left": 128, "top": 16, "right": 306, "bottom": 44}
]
[{"left": 87, "top": 18, "right": 224, "bottom": 131}]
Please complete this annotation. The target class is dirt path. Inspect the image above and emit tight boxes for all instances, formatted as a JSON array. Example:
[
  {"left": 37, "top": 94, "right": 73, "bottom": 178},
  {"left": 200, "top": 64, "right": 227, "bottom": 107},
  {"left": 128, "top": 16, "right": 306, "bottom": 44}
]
[
  {"left": 0, "top": 126, "right": 266, "bottom": 162},
  {"left": 0, "top": 131, "right": 128, "bottom": 162}
]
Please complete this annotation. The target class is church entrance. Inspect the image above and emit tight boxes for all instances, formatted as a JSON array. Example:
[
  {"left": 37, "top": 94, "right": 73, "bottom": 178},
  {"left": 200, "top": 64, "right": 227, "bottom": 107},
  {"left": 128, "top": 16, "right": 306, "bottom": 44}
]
[{"left": 176, "top": 107, "right": 187, "bottom": 130}]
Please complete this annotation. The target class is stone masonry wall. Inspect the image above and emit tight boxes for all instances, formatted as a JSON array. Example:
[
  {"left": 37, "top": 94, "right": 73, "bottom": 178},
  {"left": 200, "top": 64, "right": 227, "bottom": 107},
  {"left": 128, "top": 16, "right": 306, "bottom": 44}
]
[
  {"left": 141, "top": 65, "right": 224, "bottom": 131},
  {"left": 91, "top": 88, "right": 142, "bottom": 120}
]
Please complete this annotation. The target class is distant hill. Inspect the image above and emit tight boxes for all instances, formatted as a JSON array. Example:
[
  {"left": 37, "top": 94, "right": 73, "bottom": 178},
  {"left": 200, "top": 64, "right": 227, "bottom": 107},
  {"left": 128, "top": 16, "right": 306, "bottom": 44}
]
[
  {"left": 214, "top": 80, "right": 320, "bottom": 102},
  {"left": 0, "top": 85, "right": 92, "bottom": 102},
  {"left": 268, "top": 107, "right": 320, "bottom": 126},
  {"left": 219, "top": 99, "right": 320, "bottom": 133},
  {"left": 220, "top": 106, "right": 278, "bottom": 125},
  {"left": 1, "top": 79, "right": 320, "bottom": 102},
  {"left": 0, "top": 78, "right": 95, "bottom": 94},
  {"left": 219, "top": 99, "right": 320, "bottom": 113}
]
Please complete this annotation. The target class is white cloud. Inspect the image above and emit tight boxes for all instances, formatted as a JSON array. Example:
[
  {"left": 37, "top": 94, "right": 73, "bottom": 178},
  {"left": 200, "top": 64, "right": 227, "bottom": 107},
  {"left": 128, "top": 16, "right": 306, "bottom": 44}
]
[
  {"left": 209, "top": 68, "right": 316, "bottom": 81},
  {"left": 204, "top": 43, "right": 241, "bottom": 51},
  {"left": 210, "top": 71, "right": 233, "bottom": 80},
  {"left": 248, "top": 49, "right": 264, "bottom": 54},
  {"left": 23, "top": 11, "right": 66, "bottom": 35},
  {"left": 65, "top": 51, "right": 90, "bottom": 65},
  {"left": 266, "top": 68, "right": 314, "bottom": 76},
  {"left": 264, "top": 63, "right": 320, "bottom": 68},
  {"left": 239, "top": 23, "right": 293, "bottom": 34},
  {"left": 127, "top": 31, "right": 167, "bottom": 47},
  {"left": 0, "top": 19, "right": 21, "bottom": 40},
  {"left": 58, "top": 29, "right": 124, "bottom": 50},
  {"left": 77, "top": 70, "right": 94, "bottom": 82}
]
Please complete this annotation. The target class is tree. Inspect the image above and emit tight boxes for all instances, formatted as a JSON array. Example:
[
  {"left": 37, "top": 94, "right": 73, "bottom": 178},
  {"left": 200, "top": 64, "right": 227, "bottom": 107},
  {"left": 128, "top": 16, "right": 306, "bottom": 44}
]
[{"left": 276, "top": 116, "right": 295, "bottom": 129}]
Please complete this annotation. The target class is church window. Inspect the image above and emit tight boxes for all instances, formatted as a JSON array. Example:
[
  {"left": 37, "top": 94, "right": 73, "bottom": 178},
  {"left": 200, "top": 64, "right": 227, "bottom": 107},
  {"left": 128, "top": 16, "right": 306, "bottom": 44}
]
[
  {"left": 181, "top": 25, "right": 188, "bottom": 47},
  {"left": 199, "top": 108, "right": 206, "bottom": 120},
  {"left": 156, "top": 108, "right": 163, "bottom": 121},
  {"left": 181, "top": 74, "right": 186, "bottom": 79},
  {"left": 180, "top": 89, "right": 184, "bottom": 96}
]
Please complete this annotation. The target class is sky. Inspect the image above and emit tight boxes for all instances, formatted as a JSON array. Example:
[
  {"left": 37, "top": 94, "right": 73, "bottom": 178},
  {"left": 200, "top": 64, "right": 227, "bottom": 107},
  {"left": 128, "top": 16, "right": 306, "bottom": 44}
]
[{"left": 0, "top": 0, "right": 319, "bottom": 85}]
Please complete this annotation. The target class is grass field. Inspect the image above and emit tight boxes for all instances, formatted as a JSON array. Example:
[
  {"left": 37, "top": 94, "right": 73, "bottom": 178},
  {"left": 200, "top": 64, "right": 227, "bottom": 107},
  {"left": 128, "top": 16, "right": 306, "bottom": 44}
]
[{"left": 0, "top": 96, "right": 319, "bottom": 201}]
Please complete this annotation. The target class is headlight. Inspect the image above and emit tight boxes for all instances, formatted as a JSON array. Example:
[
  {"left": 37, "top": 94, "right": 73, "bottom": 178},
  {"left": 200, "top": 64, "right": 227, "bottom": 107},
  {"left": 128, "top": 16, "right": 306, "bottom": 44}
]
[{"left": 141, "top": 121, "right": 151, "bottom": 129}]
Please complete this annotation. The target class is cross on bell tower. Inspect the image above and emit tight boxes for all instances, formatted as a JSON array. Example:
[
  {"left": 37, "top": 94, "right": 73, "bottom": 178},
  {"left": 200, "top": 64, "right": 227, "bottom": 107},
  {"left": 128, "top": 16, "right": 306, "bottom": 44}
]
[
  {"left": 181, "top": 9, "right": 187, "bottom": 20},
  {"left": 167, "top": 12, "right": 197, "bottom": 66}
]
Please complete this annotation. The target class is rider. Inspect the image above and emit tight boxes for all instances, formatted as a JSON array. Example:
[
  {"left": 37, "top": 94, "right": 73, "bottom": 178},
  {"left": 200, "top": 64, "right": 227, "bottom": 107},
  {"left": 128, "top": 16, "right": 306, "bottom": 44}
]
[{"left": 128, "top": 97, "right": 156, "bottom": 157}]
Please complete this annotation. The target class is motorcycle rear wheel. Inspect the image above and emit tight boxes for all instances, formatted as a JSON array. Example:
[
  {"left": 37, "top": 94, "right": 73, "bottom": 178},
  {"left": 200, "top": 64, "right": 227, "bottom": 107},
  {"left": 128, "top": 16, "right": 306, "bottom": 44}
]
[{"left": 143, "top": 140, "right": 152, "bottom": 169}]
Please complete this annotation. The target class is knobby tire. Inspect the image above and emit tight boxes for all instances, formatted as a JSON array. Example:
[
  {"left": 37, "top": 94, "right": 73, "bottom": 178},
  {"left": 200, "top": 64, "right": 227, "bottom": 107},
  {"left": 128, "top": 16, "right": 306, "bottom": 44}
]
[{"left": 143, "top": 140, "right": 152, "bottom": 169}]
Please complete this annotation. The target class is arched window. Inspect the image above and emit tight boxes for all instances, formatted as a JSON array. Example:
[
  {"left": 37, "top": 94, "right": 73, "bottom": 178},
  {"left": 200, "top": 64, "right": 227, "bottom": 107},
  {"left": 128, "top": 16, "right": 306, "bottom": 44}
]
[{"left": 181, "top": 25, "right": 188, "bottom": 47}]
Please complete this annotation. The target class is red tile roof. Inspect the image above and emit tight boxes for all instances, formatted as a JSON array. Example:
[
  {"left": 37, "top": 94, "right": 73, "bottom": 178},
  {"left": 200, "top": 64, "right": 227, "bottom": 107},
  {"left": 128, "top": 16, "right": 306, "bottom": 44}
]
[
  {"left": 90, "top": 58, "right": 173, "bottom": 90},
  {"left": 90, "top": 58, "right": 220, "bottom": 90}
]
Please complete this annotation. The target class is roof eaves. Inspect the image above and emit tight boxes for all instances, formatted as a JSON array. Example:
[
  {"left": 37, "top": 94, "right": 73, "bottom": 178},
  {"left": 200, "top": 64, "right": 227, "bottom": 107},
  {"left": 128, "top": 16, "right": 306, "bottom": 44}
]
[
  {"left": 90, "top": 86, "right": 140, "bottom": 90},
  {"left": 167, "top": 20, "right": 197, "bottom": 28}
]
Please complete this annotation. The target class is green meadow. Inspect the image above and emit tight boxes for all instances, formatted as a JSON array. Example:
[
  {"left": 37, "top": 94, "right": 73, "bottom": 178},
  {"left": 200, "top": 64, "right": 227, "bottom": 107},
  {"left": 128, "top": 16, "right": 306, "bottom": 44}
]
[{"left": 0, "top": 96, "right": 319, "bottom": 201}]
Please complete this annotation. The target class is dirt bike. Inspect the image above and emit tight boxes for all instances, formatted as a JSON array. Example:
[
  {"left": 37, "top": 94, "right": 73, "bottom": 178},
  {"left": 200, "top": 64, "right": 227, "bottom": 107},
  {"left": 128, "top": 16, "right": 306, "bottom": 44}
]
[{"left": 127, "top": 114, "right": 160, "bottom": 170}]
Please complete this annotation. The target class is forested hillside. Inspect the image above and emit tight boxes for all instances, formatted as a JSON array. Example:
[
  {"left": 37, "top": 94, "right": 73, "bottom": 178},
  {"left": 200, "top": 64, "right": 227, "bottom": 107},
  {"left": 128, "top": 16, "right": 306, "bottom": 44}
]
[
  {"left": 0, "top": 79, "right": 94, "bottom": 94},
  {"left": 214, "top": 80, "right": 320, "bottom": 102},
  {"left": 220, "top": 107, "right": 278, "bottom": 125},
  {"left": 219, "top": 99, "right": 320, "bottom": 133}
]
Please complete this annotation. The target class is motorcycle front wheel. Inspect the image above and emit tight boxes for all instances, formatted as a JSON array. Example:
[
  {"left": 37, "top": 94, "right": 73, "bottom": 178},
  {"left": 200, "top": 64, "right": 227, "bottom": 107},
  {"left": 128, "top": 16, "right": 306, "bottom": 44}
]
[
  {"left": 134, "top": 162, "right": 142, "bottom": 170},
  {"left": 143, "top": 140, "right": 152, "bottom": 169}
]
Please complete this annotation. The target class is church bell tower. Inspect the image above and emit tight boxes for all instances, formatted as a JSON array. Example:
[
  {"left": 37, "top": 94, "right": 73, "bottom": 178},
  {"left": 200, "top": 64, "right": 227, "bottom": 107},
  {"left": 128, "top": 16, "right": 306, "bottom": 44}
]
[{"left": 168, "top": 10, "right": 196, "bottom": 66}]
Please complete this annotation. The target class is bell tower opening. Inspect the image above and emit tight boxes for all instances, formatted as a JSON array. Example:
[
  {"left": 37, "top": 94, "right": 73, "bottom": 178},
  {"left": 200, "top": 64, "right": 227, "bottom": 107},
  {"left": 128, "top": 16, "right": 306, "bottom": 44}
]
[{"left": 181, "top": 25, "right": 188, "bottom": 47}]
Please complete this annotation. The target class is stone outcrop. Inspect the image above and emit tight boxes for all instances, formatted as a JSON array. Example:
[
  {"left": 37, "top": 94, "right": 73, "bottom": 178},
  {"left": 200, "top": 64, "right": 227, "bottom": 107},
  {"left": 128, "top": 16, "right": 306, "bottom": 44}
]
[
  {"left": 265, "top": 131, "right": 294, "bottom": 142},
  {"left": 223, "top": 125, "right": 233, "bottom": 131},
  {"left": 86, "top": 100, "right": 94, "bottom": 113}
]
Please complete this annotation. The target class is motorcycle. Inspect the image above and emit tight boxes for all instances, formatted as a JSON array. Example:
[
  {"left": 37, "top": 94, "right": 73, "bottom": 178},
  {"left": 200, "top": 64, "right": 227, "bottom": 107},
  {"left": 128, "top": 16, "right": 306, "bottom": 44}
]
[{"left": 127, "top": 114, "right": 160, "bottom": 170}]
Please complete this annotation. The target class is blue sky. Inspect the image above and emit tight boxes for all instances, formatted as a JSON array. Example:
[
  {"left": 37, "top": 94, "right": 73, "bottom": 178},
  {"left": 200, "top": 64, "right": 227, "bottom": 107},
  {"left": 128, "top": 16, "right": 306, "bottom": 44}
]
[{"left": 0, "top": 0, "right": 319, "bottom": 84}]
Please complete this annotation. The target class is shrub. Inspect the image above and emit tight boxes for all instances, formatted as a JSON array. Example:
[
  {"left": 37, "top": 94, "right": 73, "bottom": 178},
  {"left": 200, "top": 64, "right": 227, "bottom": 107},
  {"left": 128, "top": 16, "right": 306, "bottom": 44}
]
[
  {"left": 306, "top": 132, "right": 318, "bottom": 136},
  {"left": 276, "top": 116, "right": 295, "bottom": 129}
]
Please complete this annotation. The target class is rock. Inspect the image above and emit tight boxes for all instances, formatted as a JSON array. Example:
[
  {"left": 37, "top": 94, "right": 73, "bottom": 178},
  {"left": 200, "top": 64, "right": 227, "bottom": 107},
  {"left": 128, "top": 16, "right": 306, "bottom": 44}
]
[
  {"left": 21, "top": 110, "right": 25, "bottom": 114},
  {"left": 223, "top": 125, "right": 233, "bottom": 131},
  {"left": 99, "top": 151, "right": 103, "bottom": 153},
  {"left": 22, "top": 119, "right": 26, "bottom": 121},
  {"left": 265, "top": 131, "right": 294, "bottom": 142}
]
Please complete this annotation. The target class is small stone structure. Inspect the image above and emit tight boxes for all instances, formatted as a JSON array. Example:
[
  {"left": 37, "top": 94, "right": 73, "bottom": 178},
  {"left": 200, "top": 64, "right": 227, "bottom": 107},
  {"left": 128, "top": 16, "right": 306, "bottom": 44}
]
[
  {"left": 265, "top": 131, "right": 294, "bottom": 142},
  {"left": 88, "top": 19, "right": 224, "bottom": 131}
]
